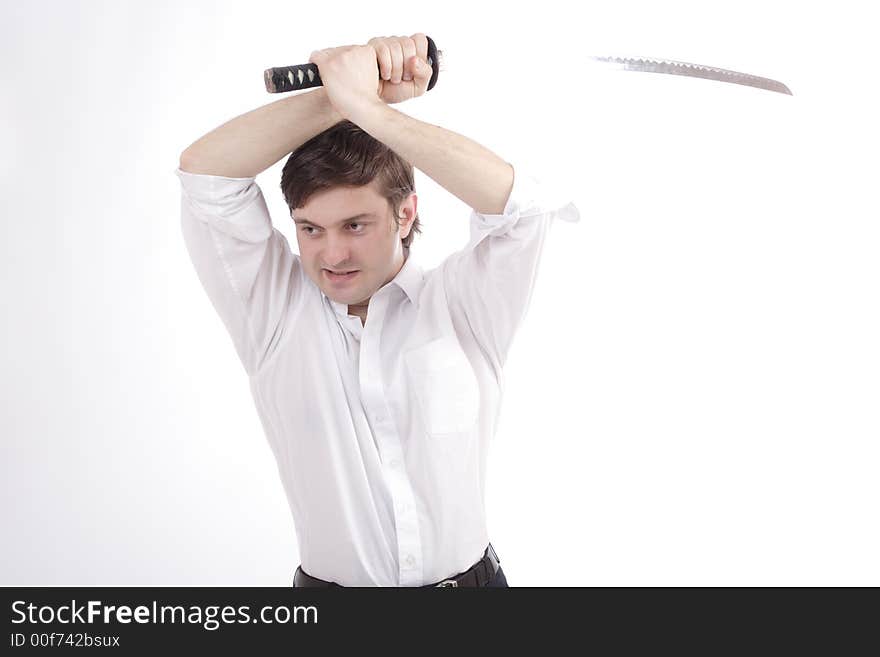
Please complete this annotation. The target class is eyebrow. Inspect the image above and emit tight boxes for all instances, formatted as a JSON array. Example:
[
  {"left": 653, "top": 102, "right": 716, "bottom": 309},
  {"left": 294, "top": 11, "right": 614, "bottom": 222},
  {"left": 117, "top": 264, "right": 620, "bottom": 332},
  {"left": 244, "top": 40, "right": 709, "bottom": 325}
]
[{"left": 292, "top": 213, "right": 377, "bottom": 227}]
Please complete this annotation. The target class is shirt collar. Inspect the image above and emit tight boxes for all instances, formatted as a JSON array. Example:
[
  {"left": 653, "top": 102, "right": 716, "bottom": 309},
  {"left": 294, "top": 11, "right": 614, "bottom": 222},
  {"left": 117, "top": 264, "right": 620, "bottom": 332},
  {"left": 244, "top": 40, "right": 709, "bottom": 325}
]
[{"left": 322, "top": 251, "right": 425, "bottom": 317}]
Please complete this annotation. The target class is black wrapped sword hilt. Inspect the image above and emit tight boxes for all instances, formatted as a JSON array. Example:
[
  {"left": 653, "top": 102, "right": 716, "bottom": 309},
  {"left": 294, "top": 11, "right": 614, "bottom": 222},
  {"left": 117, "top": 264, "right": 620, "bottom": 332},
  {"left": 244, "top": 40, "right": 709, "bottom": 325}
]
[{"left": 264, "top": 35, "right": 441, "bottom": 94}]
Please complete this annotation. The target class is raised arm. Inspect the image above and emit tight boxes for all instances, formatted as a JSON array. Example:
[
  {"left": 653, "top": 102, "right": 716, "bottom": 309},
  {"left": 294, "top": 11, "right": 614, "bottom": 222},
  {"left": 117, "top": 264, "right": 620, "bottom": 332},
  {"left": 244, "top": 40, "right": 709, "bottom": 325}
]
[
  {"left": 179, "top": 87, "right": 344, "bottom": 178},
  {"left": 347, "top": 101, "right": 515, "bottom": 216},
  {"left": 176, "top": 85, "right": 343, "bottom": 376}
]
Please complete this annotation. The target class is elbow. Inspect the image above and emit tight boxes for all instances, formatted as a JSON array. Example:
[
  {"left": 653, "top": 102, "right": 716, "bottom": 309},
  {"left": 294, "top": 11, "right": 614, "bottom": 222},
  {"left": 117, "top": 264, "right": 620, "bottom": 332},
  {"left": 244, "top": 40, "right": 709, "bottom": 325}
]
[{"left": 178, "top": 150, "right": 197, "bottom": 173}]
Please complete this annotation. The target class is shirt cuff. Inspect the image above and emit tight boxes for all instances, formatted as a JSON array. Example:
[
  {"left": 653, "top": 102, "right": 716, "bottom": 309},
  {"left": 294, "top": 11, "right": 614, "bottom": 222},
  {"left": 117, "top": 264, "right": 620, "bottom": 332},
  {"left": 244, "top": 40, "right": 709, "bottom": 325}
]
[
  {"left": 175, "top": 167, "right": 256, "bottom": 195},
  {"left": 469, "top": 162, "right": 581, "bottom": 238}
]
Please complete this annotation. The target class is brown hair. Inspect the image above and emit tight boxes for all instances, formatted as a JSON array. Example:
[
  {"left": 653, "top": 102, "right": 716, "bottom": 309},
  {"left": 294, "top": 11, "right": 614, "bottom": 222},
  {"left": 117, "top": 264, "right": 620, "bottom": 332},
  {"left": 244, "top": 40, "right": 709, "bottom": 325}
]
[{"left": 280, "top": 119, "right": 422, "bottom": 252}]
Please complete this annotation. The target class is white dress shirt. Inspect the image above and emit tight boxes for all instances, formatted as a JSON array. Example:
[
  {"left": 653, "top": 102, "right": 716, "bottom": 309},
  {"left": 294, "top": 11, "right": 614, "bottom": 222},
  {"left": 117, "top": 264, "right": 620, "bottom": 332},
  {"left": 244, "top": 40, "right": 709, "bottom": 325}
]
[{"left": 175, "top": 161, "right": 580, "bottom": 586}]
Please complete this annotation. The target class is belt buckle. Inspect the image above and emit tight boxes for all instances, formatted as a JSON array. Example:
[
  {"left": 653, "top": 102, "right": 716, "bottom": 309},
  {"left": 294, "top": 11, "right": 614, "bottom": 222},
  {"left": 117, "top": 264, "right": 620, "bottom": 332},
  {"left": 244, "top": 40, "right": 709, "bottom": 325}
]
[{"left": 435, "top": 578, "right": 459, "bottom": 587}]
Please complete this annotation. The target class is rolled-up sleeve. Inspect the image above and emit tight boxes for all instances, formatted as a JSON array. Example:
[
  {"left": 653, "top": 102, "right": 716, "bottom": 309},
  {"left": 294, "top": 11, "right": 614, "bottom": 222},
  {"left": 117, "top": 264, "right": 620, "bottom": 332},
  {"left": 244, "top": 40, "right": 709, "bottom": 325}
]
[
  {"left": 443, "top": 162, "right": 581, "bottom": 372},
  {"left": 176, "top": 167, "right": 302, "bottom": 376}
]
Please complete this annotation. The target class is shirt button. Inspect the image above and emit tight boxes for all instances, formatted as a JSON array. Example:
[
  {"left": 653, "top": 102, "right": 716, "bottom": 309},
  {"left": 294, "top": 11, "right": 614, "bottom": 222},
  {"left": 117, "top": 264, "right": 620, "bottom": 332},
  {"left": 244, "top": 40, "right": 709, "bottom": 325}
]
[
  {"left": 374, "top": 413, "right": 385, "bottom": 422},
  {"left": 389, "top": 458, "right": 400, "bottom": 468},
  {"left": 405, "top": 554, "right": 416, "bottom": 567}
]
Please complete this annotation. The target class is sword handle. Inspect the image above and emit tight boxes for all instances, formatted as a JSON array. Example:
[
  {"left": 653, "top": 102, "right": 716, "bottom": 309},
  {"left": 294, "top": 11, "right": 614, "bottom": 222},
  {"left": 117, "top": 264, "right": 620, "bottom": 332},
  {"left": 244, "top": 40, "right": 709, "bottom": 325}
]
[{"left": 264, "top": 35, "right": 441, "bottom": 94}]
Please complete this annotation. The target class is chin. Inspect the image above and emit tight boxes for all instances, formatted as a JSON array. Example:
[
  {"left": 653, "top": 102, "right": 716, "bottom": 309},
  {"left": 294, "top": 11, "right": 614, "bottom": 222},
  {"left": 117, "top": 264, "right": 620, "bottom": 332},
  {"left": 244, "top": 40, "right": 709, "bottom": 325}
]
[{"left": 324, "top": 286, "right": 356, "bottom": 302}]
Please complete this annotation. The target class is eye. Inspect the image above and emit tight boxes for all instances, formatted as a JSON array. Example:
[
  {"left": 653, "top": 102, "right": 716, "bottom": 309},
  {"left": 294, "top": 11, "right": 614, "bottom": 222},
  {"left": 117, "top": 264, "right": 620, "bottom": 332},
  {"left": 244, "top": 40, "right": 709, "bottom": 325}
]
[{"left": 300, "top": 222, "right": 365, "bottom": 236}]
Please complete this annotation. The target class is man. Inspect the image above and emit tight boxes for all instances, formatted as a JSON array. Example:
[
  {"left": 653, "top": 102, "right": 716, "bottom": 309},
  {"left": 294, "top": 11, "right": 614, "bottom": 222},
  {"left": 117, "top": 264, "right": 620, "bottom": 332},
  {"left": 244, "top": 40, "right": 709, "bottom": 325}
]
[{"left": 175, "top": 33, "right": 580, "bottom": 587}]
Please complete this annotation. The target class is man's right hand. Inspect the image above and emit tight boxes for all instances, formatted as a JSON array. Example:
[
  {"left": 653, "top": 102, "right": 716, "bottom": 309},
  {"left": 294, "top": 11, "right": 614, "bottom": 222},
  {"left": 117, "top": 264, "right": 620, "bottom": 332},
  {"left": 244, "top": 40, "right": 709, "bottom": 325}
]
[{"left": 367, "top": 34, "right": 433, "bottom": 105}]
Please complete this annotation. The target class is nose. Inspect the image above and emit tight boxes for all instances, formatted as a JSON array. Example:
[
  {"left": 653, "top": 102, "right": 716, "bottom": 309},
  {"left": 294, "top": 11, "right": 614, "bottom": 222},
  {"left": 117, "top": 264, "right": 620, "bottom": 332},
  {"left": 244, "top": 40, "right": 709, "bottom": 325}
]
[{"left": 321, "top": 238, "right": 354, "bottom": 270}]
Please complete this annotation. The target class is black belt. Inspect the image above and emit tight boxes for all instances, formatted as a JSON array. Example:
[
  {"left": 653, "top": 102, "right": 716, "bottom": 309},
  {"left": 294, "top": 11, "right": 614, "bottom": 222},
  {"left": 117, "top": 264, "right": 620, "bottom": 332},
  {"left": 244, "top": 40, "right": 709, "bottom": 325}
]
[{"left": 293, "top": 543, "right": 501, "bottom": 587}]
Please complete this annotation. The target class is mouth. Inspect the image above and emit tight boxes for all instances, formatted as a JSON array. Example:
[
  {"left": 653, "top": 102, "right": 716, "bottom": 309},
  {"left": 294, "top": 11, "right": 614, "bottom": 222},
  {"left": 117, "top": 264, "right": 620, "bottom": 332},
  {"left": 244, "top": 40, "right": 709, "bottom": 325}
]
[{"left": 324, "top": 269, "right": 359, "bottom": 282}]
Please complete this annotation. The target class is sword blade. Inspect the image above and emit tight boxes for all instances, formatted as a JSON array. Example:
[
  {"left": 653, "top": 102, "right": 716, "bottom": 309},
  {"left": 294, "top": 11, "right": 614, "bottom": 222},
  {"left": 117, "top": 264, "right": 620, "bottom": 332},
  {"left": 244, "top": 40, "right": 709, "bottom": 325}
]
[{"left": 590, "top": 55, "right": 793, "bottom": 95}]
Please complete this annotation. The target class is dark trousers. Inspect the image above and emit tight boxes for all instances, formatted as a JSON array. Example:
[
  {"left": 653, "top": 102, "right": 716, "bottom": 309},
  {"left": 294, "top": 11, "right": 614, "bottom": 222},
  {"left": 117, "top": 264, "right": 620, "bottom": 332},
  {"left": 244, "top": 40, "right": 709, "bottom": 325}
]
[
  {"left": 292, "top": 564, "right": 510, "bottom": 587},
  {"left": 485, "top": 565, "right": 509, "bottom": 587}
]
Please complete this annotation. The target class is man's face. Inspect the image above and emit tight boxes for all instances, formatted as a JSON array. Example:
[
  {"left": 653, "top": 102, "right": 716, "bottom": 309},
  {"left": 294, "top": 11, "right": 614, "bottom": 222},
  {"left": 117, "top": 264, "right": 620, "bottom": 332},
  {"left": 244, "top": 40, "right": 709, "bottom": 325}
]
[{"left": 293, "top": 179, "right": 416, "bottom": 310}]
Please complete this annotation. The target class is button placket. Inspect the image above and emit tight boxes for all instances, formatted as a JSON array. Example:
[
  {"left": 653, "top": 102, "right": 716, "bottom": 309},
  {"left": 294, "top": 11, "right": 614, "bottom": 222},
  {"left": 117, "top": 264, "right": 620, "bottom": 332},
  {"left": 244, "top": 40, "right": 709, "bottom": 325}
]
[{"left": 355, "top": 289, "right": 423, "bottom": 586}]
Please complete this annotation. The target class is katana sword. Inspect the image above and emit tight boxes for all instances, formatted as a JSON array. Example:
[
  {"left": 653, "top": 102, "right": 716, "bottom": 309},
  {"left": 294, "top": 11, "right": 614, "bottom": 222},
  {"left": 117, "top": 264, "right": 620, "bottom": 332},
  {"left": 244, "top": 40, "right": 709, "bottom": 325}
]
[{"left": 589, "top": 55, "right": 793, "bottom": 95}]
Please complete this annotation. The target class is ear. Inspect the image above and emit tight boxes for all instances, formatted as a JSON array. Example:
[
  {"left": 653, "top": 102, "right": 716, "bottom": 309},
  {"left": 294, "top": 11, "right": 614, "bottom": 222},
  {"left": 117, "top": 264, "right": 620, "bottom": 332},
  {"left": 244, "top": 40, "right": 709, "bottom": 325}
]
[{"left": 398, "top": 193, "right": 418, "bottom": 238}]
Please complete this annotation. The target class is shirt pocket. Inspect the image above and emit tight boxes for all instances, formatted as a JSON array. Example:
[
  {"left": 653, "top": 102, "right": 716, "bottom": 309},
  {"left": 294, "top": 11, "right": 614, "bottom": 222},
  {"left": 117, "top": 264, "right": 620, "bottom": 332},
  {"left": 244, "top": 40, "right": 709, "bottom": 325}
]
[{"left": 403, "top": 335, "right": 480, "bottom": 436}]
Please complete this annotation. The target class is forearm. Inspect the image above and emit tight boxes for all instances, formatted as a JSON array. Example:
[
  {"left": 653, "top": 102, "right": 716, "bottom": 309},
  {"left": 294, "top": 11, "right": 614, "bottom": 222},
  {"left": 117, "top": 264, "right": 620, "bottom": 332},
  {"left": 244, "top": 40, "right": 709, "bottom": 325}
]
[
  {"left": 179, "top": 88, "right": 344, "bottom": 178},
  {"left": 347, "top": 101, "right": 514, "bottom": 216}
]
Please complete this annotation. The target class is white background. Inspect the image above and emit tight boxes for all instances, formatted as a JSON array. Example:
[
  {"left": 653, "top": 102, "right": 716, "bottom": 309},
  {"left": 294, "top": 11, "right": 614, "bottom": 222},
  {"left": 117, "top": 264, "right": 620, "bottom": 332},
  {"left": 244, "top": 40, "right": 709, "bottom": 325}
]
[{"left": 2, "top": 0, "right": 877, "bottom": 585}]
